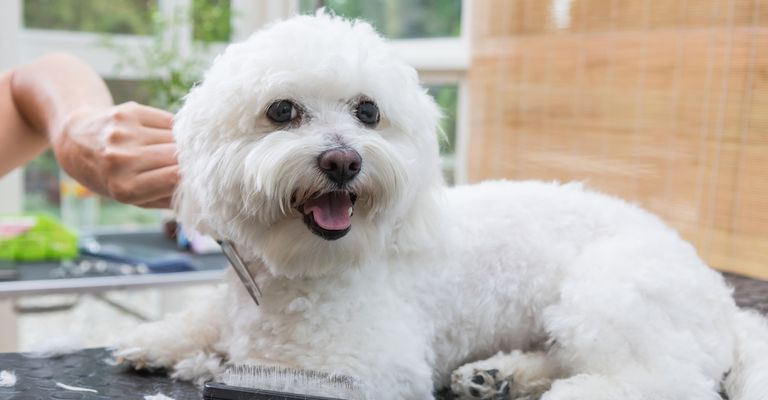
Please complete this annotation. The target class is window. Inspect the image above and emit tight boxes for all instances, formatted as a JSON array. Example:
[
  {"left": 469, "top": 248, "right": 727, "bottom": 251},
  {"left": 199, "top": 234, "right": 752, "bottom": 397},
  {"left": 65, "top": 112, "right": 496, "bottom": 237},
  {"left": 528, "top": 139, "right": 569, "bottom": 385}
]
[
  {"left": 427, "top": 85, "right": 459, "bottom": 184},
  {"left": 23, "top": 0, "right": 155, "bottom": 34},
  {"left": 299, "top": 0, "right": 461, "bottom": 39},
  {"left": 20, "top": 0, "right": 174, "bottom": 230}
]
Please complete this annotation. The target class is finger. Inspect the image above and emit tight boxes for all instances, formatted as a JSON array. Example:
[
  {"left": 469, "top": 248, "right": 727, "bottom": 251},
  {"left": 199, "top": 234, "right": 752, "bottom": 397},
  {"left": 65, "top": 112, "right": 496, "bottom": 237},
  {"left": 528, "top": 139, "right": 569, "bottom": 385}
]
[
  {"left": 133, "top": 143, "right": 178, "bottom": 172},
  {"left": 132, "top": 103, "right": 174, "bottom": 129},
  {"left": 126, "top": 165, "right": 180, "bottom": 206},
  {"left": 138, "top": 127, "right": 175, "bottom": 145},
  {"left": 137, "top": 196, "right": 173, "bottom": 209}
]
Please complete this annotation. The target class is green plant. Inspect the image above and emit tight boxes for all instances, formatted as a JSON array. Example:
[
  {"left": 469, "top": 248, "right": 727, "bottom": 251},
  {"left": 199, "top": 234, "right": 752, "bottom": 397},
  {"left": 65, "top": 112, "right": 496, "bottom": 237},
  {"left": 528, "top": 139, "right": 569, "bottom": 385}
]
[
  {"left": 105, "top": 1, "right": 231, "bottom": 111},
  {"left": 428, "top": 85, "right": 458, "bottom": 156},
  {"left": 300, "top": 0, "right": 461, "bottom": 39},
  {"left": 193, "top": 0, "right": 231, "bottom": 42},
  {"left": 24, "top": 0, "right": 155, "bottom": 35}
]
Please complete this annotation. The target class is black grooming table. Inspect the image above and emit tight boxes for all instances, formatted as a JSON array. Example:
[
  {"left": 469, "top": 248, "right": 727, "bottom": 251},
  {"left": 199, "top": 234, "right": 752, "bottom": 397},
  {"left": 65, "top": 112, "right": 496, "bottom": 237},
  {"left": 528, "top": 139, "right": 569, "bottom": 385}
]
[
  {"left": 1, "top": 272, "right": 766, "bottom": 400},
  {"left": 723, "top": 272, "right": 768, "bottom": 314},
  {"left": 0, "top": 348, "right": 199, "bottom": 399}
]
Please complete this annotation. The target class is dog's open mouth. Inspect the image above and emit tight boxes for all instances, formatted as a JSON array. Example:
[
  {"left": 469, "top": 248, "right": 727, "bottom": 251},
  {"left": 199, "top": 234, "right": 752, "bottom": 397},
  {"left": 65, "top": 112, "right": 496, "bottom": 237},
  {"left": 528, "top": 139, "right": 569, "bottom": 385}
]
[{"left": 298, "top": 191, "right": 357, "bottom": 240}]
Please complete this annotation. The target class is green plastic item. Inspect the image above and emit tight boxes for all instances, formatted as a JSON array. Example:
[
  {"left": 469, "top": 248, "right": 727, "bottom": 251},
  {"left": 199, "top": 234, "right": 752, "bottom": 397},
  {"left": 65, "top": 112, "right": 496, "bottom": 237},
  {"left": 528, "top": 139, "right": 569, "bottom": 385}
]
[{"left": 0, "top": 215, "right": 79, "bottom": 262}]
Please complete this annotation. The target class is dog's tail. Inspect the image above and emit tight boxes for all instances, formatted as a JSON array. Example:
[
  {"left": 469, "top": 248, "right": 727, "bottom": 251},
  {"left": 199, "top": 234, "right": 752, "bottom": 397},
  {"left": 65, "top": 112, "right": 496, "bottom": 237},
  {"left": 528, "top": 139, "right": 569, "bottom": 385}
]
[{"left": 723, "top": 309, "right": 768, "bottom": 400}]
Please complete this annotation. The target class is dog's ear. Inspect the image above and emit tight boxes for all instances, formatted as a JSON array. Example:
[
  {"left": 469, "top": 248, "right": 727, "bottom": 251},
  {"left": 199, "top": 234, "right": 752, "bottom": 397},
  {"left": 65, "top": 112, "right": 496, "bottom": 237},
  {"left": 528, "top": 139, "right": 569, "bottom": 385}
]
[
  {"left": 172, "top": 181, "right": 215, "bottom": 237},
  {"left": 170, "top": 86, "right": 222, "bottom": 238}
]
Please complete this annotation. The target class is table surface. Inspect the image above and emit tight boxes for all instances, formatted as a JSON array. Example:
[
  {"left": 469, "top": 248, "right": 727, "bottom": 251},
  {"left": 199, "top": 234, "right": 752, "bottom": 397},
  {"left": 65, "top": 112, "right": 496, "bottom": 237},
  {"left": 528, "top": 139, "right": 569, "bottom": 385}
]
[
  {"left": 0, "top": 232, "right": 228, "bottom": 298},
  {"left": 0, "top": 348, "right": 199, "bottom": 399},
  {"left": 0, "top": 273, "right": 765, "bottom": 399}
]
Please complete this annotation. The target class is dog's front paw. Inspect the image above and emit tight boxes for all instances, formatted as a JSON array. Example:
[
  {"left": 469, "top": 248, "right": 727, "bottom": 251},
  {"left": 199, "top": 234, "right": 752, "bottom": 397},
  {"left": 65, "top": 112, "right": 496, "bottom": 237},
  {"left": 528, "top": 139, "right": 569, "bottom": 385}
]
[
  {"left": 451, "top": 351, "right": 557, "bottom": 400},
  {"left": 113, "top": 346, "right": 160, "bottom": 371},
  {"left": 112, "top": 333, "right": 176, "bottom": 371},
  {"left": 451, "top": 367, "right": 511, "bottom": 399},
  {"left": 111, "top": 322, "right": 184, "bottom": 371}
]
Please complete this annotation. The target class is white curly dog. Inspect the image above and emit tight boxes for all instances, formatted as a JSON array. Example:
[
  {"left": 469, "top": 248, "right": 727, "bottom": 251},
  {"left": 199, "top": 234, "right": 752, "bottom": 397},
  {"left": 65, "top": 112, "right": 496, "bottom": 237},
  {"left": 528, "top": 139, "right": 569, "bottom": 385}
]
[{"left": 115, "top": 12, "right": 768, "bottom": 400}]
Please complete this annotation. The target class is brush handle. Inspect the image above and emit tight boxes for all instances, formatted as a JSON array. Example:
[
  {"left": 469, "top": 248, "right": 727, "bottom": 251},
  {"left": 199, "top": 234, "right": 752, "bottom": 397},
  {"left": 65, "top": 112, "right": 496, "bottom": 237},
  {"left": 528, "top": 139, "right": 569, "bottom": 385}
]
[{"left": 203, "top": 382, "right": 347, "bottom": 400}]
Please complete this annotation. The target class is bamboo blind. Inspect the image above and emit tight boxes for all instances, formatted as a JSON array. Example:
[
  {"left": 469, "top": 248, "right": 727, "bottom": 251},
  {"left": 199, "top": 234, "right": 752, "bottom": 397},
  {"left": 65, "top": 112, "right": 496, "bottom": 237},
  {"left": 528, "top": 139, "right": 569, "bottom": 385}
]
[{"left": 467, "top": 0, "right": 768, "bottom": 279}]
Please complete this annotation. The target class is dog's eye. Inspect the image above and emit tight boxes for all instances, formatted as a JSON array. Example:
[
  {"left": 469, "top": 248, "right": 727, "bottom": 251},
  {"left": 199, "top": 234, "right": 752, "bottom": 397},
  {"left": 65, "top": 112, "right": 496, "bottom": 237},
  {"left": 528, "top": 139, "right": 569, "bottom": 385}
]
[
  {"left": 356, "top": 101, "right": 380, "bottom": 126},
  {"left": 267, "top": 100, "right": 298, "bottom": 123}
]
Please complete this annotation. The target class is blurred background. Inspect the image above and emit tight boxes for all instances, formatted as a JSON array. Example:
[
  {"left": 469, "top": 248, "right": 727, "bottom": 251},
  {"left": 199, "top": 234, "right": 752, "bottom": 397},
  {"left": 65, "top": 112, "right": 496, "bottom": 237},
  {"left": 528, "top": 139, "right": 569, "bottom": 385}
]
[{"left": 0, "top": 0, "right": 765, "bottom": 352}]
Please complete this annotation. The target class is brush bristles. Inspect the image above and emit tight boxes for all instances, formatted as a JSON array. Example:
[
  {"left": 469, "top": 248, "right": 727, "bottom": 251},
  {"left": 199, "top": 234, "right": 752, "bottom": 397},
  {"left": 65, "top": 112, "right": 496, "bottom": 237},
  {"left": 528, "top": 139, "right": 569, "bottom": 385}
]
[{"left": 219, "top": 364, "right": 367, "bottom": 400}]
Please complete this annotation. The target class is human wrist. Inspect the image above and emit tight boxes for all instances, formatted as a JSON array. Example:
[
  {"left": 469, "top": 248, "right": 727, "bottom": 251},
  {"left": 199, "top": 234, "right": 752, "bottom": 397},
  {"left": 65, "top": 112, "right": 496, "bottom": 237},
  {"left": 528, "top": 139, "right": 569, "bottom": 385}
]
[
  {"left": 51, "top": 106, "right": 109, "bottom": 195},
  {"left": 54, "top": 106, "right": 98, "bottom": 142}
]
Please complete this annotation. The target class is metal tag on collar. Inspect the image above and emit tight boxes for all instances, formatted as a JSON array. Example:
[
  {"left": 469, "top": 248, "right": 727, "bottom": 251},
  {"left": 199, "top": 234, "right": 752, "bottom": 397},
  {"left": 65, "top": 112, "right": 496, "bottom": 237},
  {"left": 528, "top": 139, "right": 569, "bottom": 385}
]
[{"left": 218, "top": 240, "right": 262, "bottom": 306}]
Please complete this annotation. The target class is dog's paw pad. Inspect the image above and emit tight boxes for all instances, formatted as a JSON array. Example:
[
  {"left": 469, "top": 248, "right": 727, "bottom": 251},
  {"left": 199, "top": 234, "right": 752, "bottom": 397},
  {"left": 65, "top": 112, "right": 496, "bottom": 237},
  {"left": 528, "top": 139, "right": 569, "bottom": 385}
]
[{"left": 452, "top": 368, "right": 512, "bottom": 399}]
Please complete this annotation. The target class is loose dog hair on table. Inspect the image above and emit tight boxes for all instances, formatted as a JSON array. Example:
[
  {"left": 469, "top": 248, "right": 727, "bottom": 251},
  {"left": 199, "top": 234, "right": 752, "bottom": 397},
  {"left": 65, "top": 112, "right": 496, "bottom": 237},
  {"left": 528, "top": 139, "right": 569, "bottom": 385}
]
[{"left": 114, "top": 11, "right": 768, "bottom": 400}]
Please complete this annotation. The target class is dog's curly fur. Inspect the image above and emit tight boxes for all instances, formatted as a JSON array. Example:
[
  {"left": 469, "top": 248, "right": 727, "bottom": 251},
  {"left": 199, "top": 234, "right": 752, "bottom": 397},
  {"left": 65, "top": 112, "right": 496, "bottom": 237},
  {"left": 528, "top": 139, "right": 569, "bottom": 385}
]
[{"left": 114, "top": 12, "right": 768, "bottom": 400}]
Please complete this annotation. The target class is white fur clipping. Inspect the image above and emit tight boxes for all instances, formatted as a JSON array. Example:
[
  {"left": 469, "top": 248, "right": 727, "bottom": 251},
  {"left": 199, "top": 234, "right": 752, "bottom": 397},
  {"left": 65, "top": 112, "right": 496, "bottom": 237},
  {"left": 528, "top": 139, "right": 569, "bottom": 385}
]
[
  {"left": 0, "top": 370, "right": 16, "bottom": 387},
  {"left": 55, "top": 382, "right": 98, "bottom": 393},
  {"left": 102, "top": 357, "right": 119, "bottom": 366},
  {"left": 144, "top": 393, "right": 175, "bottom": 400}
]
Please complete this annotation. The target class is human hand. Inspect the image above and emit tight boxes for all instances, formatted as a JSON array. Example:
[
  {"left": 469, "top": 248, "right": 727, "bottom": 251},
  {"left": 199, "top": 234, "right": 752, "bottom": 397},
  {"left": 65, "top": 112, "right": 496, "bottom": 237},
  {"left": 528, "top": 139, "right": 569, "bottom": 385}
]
[{"left": 53, "top": 102, "right": 178, "bottom": 208}]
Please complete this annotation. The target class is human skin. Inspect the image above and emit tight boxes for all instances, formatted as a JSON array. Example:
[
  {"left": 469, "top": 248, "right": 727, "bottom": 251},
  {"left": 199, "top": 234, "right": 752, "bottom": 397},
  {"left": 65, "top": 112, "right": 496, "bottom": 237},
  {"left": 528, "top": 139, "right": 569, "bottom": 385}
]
[{"left": 1, "top": 53, "right": 178, "bottom": 208}]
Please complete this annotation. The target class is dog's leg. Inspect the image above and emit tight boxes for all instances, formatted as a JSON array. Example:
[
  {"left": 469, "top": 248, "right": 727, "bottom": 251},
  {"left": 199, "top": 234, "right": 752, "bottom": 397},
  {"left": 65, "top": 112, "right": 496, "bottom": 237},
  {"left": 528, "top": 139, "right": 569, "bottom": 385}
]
[
  {"left": 450, "top": 350, "right": 559, "bottom": 400},
  {"left": 113, "top": 285, "right": 228, "bottom": 383},
  {"left": 539, "top": 234, "right": 733, "bottom": 400}
]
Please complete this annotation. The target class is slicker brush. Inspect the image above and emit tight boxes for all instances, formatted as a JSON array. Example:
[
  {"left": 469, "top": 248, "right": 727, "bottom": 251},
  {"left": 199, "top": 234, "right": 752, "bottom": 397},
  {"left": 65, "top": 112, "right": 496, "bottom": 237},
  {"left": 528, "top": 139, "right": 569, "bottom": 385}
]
[{"left": 203, "top": 364, "right": 368, "bottom": 400}]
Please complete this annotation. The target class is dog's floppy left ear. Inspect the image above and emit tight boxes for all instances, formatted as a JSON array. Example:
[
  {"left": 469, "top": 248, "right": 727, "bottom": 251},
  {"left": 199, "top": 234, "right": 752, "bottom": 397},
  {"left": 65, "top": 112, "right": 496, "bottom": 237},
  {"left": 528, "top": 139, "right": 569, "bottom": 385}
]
[{"left": 172, "top": 181, "right": 213, "bottom": 238}]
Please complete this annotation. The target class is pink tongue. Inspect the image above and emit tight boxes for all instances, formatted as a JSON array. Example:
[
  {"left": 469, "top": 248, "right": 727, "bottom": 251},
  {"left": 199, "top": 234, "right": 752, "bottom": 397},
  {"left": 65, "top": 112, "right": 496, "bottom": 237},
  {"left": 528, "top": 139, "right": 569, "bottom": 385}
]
[{"left": 303, "top": 192, "right": 352, "bottom": 231}]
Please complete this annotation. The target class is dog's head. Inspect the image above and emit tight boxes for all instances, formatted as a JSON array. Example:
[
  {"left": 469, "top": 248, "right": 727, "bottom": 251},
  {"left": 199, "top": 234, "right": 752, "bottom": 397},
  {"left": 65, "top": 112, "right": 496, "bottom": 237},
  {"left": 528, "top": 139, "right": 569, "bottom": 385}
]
[{"left": 174, "top": 12, "right": 443, "bottom": 278}]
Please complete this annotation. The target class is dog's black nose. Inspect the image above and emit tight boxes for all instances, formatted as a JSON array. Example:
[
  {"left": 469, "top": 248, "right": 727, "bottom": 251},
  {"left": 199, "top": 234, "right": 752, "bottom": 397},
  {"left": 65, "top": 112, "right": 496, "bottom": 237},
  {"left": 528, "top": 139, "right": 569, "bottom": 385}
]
[{"left": 318, "top": 147, "right": 362, "bottom": 185}]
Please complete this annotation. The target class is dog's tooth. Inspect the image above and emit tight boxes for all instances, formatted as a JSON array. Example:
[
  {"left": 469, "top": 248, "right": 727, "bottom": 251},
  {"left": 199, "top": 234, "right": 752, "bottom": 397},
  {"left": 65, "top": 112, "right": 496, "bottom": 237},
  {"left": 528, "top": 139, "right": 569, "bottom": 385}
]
[{"left": 348, "top": 206, "right": 354, "bottom": 217}]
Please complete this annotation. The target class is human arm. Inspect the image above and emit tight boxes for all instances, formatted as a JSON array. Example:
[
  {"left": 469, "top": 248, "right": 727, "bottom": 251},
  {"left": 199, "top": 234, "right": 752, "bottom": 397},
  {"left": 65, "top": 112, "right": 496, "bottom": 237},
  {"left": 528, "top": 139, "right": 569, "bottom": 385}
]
[
  {"left": 8, "top": 53, "right": 178, "bottom": 208},
  {"left": 0, "top": 70, "right": 49, "bottom": 175}
]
